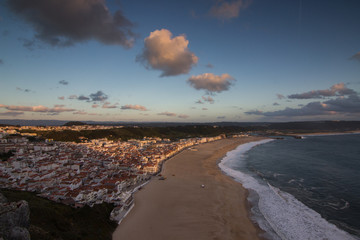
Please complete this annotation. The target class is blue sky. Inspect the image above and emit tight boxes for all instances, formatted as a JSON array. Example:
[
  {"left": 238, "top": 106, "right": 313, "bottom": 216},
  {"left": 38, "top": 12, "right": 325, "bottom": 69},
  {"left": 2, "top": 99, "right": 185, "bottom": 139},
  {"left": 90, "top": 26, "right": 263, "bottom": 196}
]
[{"left": 1, "top": 0, "right": 360, "bottom": 122}]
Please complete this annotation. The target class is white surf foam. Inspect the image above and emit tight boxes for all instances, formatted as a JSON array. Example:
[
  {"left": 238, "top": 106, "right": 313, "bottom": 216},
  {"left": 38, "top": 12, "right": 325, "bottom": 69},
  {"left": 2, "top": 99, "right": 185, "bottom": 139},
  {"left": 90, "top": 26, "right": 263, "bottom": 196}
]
[{"left": 219, "top": 139, "right": 357, "bottom": 240}]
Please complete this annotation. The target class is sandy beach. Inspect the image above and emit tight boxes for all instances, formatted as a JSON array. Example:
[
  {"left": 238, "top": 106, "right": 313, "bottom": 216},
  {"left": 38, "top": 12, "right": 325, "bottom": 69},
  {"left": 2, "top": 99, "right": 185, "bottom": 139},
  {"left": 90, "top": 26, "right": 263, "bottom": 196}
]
[{"left": 112, "top": 137, "right": 265, "bottom": 240}]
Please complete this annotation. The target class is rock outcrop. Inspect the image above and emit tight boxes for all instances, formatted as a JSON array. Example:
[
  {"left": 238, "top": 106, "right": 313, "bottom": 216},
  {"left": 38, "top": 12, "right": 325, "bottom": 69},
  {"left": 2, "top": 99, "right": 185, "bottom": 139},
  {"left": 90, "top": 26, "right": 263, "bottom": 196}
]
[{"left": 0, "top": 193, "right": 31, "bottom": 240}]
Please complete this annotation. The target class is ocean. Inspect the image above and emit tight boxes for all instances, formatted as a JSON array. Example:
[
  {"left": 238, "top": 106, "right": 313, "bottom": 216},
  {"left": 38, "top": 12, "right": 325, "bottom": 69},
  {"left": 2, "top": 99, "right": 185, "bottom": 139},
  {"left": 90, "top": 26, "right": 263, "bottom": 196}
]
[{"left": 219, "top": 134, "right": 360, "bottom": 240}]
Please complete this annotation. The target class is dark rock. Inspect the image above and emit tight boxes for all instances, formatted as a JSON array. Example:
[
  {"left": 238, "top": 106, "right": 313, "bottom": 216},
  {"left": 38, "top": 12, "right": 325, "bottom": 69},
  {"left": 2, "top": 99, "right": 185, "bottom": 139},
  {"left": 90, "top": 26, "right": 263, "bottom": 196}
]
[
  {"left": 9, "top": 227, "right": 30, "bottom": 240},
  {"left": 0, "top": 194, "right": 31, "bottom": 240}
]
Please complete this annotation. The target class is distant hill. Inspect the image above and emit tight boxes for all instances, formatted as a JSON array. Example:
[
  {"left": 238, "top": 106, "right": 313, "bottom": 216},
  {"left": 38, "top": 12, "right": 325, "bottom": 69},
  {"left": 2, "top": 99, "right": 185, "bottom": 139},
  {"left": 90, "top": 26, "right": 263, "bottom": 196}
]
[
  {"left": 0, "top": 119, "right": 359, "bottom": 132},
  {"left": 0, "top": 119, "right": 70, "bottom": 126},
  {"left": 63, "top": 121, "right": 86, "bottom": 126}
]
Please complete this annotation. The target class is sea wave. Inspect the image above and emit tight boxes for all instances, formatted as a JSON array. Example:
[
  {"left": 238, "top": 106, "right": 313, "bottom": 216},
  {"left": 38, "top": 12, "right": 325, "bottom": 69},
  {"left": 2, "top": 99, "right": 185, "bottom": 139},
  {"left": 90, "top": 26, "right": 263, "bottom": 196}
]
[{"left": 219, "top": 139, "right": 357, "bottom": 240}]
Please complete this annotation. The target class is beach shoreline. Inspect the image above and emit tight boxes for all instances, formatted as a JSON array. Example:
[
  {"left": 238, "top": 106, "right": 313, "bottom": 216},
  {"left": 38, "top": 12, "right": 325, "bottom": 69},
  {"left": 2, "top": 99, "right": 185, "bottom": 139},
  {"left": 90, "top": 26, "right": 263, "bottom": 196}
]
[{"left": 112, "top": 137, "right": 266, "bottom": 240}]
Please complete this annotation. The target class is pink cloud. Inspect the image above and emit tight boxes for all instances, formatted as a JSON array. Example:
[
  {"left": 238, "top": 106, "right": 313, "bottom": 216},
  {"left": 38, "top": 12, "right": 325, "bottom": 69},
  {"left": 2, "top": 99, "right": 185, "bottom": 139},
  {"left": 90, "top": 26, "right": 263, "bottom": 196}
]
[
  {"left": 102, "top": 102, "right": 117, "bottom": 109},
  {"left": 202, "top": 96, "right": 215, "bottom": 104},
  {"left": 209, "top": 0, "right": 251, "bottom": 20},
  {"left": 158, "top": 111, "right": 177, "bottom": 117},
  {"left": 137, "top": 29, "right": 198, "bottom": 77},
  {"left": 178, "top": 114, "right": 189, "bottom": 119},
  {"left": 188, "top": 73, "right": 235, "bottom": 93},
  {"left": 121, "top": 104, "right": 147, "bottom": 111},
  {"left": 0, "top": 111, "right": 24, "bottom": 116},
  {"left": 0, "top": 104, "right": 75, "bottom": 113},
  {"left": 73, "top": 111, "right": 87, "bottom": 115}
]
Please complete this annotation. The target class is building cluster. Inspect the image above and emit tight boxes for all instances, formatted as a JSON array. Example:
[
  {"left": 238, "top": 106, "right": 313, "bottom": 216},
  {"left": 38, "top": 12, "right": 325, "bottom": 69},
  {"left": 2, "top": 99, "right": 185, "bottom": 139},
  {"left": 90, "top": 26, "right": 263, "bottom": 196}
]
[
  {"left": 0, "top": 127, "right": 224, "bottom": 216},
  {"left": 2, "top": 124, "right": 123, "bottom": 134}
]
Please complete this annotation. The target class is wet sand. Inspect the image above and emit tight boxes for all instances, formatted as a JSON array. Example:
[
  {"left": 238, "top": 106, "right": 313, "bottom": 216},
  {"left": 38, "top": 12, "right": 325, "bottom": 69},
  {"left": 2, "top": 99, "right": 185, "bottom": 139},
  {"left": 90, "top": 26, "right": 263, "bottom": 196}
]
[{"left": 113, "top": 137, "right": 265, "bottom": 240}]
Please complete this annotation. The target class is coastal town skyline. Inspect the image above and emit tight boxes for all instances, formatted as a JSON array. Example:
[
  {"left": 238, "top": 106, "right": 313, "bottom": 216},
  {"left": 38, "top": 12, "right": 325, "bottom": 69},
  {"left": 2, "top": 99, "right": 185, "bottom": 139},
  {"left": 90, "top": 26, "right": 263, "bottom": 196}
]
[{"left": 1, "top": 0, "right": 360, "bottom": 122}]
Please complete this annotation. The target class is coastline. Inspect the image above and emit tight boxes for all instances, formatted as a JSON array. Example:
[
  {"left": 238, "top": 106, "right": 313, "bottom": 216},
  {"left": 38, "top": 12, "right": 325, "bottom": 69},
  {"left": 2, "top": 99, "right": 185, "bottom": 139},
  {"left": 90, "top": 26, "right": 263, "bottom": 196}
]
[{"left": 112, "top": 137, "right": 265, "bottom": 240}]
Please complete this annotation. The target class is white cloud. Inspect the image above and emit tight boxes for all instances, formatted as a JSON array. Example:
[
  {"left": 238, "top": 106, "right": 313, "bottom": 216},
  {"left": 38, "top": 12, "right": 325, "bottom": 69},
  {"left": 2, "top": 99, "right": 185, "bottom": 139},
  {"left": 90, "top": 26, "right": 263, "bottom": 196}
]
[{"left": 137, "top": 29, "right": 198, "bottom": 77}]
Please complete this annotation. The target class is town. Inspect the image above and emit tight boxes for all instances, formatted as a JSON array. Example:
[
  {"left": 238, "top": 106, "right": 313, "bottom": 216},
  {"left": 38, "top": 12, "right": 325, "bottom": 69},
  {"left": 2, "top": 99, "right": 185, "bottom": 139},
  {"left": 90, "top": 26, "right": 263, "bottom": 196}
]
[{"left": 0, "top": 125, "right": 227, "bottom": 222}]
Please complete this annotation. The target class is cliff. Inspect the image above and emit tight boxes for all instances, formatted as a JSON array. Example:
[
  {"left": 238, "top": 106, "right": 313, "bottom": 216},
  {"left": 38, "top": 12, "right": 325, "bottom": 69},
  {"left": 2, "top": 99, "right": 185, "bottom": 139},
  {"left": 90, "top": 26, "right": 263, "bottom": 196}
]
[{"left": 0, "top": 193, "right": 30, "bottom": 240}]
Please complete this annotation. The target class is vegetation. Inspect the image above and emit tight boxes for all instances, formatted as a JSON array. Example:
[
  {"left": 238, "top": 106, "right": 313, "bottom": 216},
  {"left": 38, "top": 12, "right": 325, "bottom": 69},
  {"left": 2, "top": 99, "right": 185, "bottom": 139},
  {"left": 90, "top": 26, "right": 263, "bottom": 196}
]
[
  {"left": 63, "top": 121, "right": 86, "bottom": 126},
  {"left": 10, "top": 121, "right": 360, "bottom": 142},
  {"left": 31, "top": 125, "right": 247, "bottom": 142},
  {"left": 1, "top": 189, "right": 117, "bottom": 240},
  {"left": 0, "top": 151, "right": 14, "bottom": 161}
]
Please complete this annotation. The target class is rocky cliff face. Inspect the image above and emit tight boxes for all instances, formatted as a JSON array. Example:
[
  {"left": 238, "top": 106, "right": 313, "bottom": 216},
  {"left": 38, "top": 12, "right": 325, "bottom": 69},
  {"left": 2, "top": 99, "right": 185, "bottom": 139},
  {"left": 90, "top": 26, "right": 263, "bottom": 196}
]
[{"left": 0, "top": 193, "right": 31, "bottom": 240}]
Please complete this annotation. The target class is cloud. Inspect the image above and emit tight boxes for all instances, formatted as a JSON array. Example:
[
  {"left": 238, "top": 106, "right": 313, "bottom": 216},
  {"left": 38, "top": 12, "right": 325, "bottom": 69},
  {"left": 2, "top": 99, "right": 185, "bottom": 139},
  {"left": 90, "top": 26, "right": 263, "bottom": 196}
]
[
  {"left": 217, "top": 116, "right": 226, "bottom": 119},
  {"left": 246, "top": 94, "right": 360, "bottom": 117},
  {"left": 178, "top": 114, "right": 189, "bottom": 119},
  {"left": 69, "top": 95, "right": 78, "bottom": 99},
  {"left": 0, "top": 59, "right": 3, "bottom": 65},
  {"left": 6, "top": 0, "right": 135, "bottom": 48},
  {"left": 18, "top": 38, "right": 37, "bottom": 50},
  {"left": 0, "top": 111, "right": 24, "bottom": 117},
  {"left": 206, "top": 63, "right": 214, "bottom": 68},
  {"left": 59, "top": 80, "right": 68, "bottom": 85},
  {"left": 0, "top": 104, "right": 75, "bottom": 113},
  {"left": 202, "top": 96, "right": 215, "bottom": 104},
  {"left": 54, "top": 104, "right": 65, "bottom": 108},
  {"left": 350, "top": 52, "right": 360, "bottom": 61},
  {"left": 73, "top": 110, "right": 87, "bottom": 115},
  {"left": 137, "top": 29, "right": 198, "bottom": 77},
  {"left": 187, "top": 73, "right": 235, "bottom": 93},
  {"left": 195, "top": 100, "right": 204, "bottom": 104},
  {"left": 158, "top": 111, "right": 177, "bottom": 117},
  {"left": 202, "top": 108, "right": 208, "bottom": 110},
  {"left": 102, "top": 102, "right": 117, "bottom": 109},
  {"left": 16, "top": 87, "right": 31, "bottom": 93},
  {"left": 92, "top": 104, "right": 99, "bottom": 108},
  {"left": 273, "top": 102, "right": 280, "bottom": 106},
  {"left": 288, "top": 83, "right": 356, "bottom": 99},
  {"left": 121, "top": 104, "right": 147, "bottom": 111},
  {"left": 78, "top": 95, "right": 90, "bottom": 101},
  {"left": 58, "top": 96, "right": 65, "bottom": 100},
  {"left": 209, "top": 0, "right": 251, "bottom": 20},
  {"left": 69, "top": 91, "right": 108, "bottom": 102},
  {"left": 277, "top": 94, "right": 285, "bottom": 100},
  {"left": 89, "top": 91, "right": 108, "bottom": 102}
]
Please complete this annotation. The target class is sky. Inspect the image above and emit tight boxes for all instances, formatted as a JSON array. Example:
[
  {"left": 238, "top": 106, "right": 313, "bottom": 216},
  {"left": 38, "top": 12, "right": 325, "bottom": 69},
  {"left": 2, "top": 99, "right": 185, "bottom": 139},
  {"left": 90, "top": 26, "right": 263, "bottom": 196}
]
[{"left": 0, "top": 0, "right": 360, "bottom": 123}]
